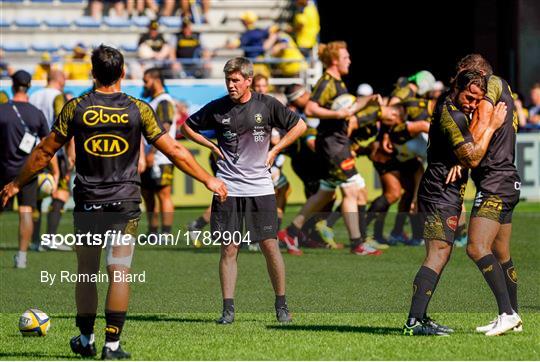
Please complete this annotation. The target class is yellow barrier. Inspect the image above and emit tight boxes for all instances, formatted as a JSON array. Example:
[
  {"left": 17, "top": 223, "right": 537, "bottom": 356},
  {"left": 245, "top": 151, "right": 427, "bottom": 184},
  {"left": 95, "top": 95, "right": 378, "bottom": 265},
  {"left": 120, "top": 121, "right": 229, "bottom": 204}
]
[{"left": 172, "top": 140, "right": 477, "bottom": 207}]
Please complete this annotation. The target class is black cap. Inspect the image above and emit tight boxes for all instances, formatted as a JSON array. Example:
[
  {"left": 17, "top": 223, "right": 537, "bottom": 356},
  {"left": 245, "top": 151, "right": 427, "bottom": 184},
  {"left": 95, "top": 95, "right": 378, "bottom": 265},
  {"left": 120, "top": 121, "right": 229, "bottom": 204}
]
[{"left": 11, "top": 70, "right": 32, "bottom": 88}]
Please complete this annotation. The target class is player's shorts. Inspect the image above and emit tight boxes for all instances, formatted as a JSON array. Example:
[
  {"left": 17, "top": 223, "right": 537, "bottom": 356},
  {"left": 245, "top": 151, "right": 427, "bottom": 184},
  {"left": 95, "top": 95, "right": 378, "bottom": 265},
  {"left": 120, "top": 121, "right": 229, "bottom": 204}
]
[
  {"left": 320, "top": 173, "right": 365, "bottom": 191},
  {"left": 319, "top": 144, "right": 358, "bottom": 189},
  {"left": 141, "top": 164, "right": 174, "bottom": 189},
  {"left": 0, "top": 177, "right": 38, "bottom": 211},
  {"left": 418, "top": 198, "right": 462, "bottom": 244},
  {"left": 471, "top": 184, "right": 520, "bottom": 224},
  {"left": 74, "top": 201, "right": 141, "bottom": 245},
  {"left": 211, "top": 194, "right": 278, "bottom": 243}
]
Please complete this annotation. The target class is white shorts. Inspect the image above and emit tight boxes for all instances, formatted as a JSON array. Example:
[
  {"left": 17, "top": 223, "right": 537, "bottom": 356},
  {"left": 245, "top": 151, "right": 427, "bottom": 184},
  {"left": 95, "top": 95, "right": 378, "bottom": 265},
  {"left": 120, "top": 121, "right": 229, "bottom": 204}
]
[{"left": 319, "top": 173, "right": 365, "bottom": 191}]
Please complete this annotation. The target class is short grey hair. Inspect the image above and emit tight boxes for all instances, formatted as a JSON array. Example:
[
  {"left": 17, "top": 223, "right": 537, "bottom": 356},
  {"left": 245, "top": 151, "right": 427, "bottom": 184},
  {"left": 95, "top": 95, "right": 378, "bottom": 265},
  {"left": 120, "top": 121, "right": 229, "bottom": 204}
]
[{"left": 223, "top": 57, "right": 254, "bottom": 79}]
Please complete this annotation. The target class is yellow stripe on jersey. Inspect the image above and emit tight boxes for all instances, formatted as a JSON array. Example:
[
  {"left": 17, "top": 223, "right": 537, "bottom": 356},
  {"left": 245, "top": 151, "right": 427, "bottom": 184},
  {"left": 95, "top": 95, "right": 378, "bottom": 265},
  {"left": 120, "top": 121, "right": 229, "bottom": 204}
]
[
  {"left": 53, "top": 95, "right": 85, "bottom": 138},
  {"left": 440, "top": 105, "right": 466, "bottom": 148},
  {"left": 485, "top": 75, "right": 503, "bottom": 105},
  {"left": 129, "top": 96, "right": 164, "bottom": 143}
]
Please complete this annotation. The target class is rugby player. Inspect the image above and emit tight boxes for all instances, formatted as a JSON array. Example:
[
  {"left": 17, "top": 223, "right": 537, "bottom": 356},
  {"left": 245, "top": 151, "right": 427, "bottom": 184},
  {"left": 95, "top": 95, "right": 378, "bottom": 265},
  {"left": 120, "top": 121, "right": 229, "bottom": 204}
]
[
  {"left": 403, "top": 70, "right": 507, "bottom": 336},
  {"left": 0, "top": 45, "right": 227, "bottom": 359},
  {"left": 140, "top": 68, "right": 177, "bottom": 236},
  {"left": 29, "top": 70, "right": 72, "bottom": 251},
  {"left": 181, "top": 57, "right": 306, "bottom": 324},
  {"left": 451, "top": 54, "right": 523, "bottom": 335},
  {"left": 278, "top": 41, "right": 381, "bottom": 256}
]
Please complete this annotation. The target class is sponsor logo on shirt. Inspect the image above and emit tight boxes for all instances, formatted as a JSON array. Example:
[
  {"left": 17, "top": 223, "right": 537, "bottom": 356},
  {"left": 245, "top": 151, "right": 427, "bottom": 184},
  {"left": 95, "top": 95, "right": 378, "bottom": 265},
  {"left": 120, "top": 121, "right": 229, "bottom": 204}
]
[
  {"left": 83, "top": 134, "right": 129, "bottom": 157},
  {"left": 222, "top": 117, "right": 231, "bottom": 125},
  {"left": 223, "top": 130, "right": 237, "bottom": 140},
  {"left": 82, "top": 106, "right": 129, "bottom": 126},
  {"left": 253, "top": 130, "right": 265, "bottom": 142}
]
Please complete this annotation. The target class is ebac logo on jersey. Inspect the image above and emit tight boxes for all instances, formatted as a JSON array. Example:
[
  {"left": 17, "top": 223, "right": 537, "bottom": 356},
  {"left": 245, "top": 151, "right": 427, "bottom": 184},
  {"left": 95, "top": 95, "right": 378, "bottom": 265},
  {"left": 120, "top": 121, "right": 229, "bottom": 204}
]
[
  {"left": 84, "top": 134, "right": 129, "bottom": 157},
  {"left": 83, "top": 106, "right": 129, "bottom": 126}
]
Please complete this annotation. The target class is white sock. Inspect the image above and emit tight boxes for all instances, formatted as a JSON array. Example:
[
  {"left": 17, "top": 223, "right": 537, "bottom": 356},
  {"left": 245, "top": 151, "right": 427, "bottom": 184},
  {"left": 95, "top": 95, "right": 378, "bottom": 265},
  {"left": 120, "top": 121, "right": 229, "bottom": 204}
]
[
  {"left": 17, "top": 251, "right": 27, "bottom": 262},
  {"left": 105, "top": 341, "right": 119, "bottom": 351},
  {"left": 80, "top": 333, "right": 95, "bottom": 346}
]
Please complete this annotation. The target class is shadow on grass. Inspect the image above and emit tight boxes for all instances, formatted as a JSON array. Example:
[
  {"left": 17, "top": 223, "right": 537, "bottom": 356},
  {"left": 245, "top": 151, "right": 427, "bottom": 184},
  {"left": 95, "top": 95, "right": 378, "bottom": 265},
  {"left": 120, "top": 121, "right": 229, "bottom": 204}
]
[
  {"left": 267, "top": 324, "right": 402, "bottom": 335},
  {"left": 51, "top": 314, "right": 214, "bottom": 323},
  {"left": 0, "top": 352, "right": 75, "bottom": 359}
]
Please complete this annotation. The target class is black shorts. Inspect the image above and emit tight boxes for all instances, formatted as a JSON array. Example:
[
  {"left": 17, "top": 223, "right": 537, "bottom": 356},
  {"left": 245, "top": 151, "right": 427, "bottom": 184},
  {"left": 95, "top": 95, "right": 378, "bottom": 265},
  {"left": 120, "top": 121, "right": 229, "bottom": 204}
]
[
  {"left": 471, "top": 185, "right": 520, "bottom": 224},
  {"left": 0, "top": 177, "right": 38, "bottom": 211},
  {"left": 141, "top": 164, "right": 174, "bottom": 189},
  {"left": 74, "top": 201, "right": 141, "bottom": 244},
  {"left": 418, "top": 198, "right": 462, "bottom": 243},
  {"left": 211, "top": 194, "right": 278, "bottom": 243},
  {"left": 319, "top": 144, "right": 358, "bottom": 187}
]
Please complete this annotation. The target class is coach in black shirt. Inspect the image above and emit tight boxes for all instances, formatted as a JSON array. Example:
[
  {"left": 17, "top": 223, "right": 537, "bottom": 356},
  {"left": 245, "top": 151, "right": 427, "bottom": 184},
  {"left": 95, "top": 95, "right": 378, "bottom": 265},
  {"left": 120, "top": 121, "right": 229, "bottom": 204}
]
[{"left": 0, "top": 70, "right": 54, "bottom": 269}]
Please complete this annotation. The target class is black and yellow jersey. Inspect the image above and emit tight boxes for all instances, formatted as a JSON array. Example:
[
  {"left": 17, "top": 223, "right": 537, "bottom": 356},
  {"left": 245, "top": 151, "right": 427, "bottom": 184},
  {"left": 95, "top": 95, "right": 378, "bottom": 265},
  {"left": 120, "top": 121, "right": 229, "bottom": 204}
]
[
  {"left": 390, "top": 84, "right": 415, "bottom": 102},
  {"left": 310, "top": 72, "right": 349, "bottom": 145},
  {"left": 388, "top": 97, "right": 433, "bottom": 144},
  {"left": 471, "top": 75, "right": 520, "bottom": 193},
  {"left": 52, "top": 90, "right": 165, "bottom": 204},
  {"left": 350, "top": 98, "right": 380, "bottom": 145},
  {"left": 418, "top": 96, "right": 472, "bottom": 207}
]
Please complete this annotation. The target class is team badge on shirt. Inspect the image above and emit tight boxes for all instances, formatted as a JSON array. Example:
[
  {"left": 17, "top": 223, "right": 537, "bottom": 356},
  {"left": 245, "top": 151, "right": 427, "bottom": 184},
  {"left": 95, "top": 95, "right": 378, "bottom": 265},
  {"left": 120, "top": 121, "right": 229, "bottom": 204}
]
[{"left": 254, "top": 113, "right": 263, "bottom": 123}]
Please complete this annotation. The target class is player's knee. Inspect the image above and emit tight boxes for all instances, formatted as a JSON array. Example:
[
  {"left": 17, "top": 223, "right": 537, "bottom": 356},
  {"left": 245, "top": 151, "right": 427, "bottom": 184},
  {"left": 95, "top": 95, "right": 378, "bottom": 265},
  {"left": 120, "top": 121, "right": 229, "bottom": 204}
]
[
  {"left": 221, "top": 244, "right": 239, "bottom": 259},
  {"left": 466, "top": 242, "right": 486, "bottom": 261},
  {"left": 384, "top": 190, "right": 401, "bottom": 204}
]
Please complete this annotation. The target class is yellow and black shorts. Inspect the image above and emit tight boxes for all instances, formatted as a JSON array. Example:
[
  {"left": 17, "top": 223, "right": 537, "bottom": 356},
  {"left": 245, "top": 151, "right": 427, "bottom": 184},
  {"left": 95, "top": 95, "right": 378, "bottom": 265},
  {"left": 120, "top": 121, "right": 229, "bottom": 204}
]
[
  {"left": 418, "top": 199, "right": 462, "bottom": 244},
  {"left": 471, "top": 188, "right": 520, "bottom": 224},
  {"left": 141, "top": 164, "right": 174, "bottom": 189}
]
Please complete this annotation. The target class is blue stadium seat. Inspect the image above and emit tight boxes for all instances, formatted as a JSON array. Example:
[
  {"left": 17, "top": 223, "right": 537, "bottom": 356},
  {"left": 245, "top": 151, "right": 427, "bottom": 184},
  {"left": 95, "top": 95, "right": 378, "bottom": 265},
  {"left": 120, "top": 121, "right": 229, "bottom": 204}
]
[
  {"left": 104, "top": 17, "right": 131, "bottom": 28},
  {"left": 131, "top": 16, "right": 150, "bottom": 28},
  {"left": 2, "top": 43, "right": 29, "bottom": 53},
  {"left": 1, "top": 0, "right": 24, "bottom": 3},
  {"left": 159, "top": 16, "right": 181, "bottom": 29},
  {"left": 121, "top": 43, "right": 138, "bottom": 53},
  {"left": 74, "top": 16, "right": 101, "bottom": 28},
  {"left": 45, "top": 18, "right": 71, "bottom": 28},
  {"left": 15, "top": 18, "right": 41, "bottom": 28},
  {"left": 59, "top": 0, "right": 83, "bottom": 2},
  {"left": 62, "top": 44, "right": 75, "bottom": 52},
  {"left": 31, "top": 0, "right": 54, "bottom": 2},
  {"left": 0, "top": 19, "right": 11, "bottom": 28},
  {"left": 31, "top": 42, "right": 60, "bottom": 53}
]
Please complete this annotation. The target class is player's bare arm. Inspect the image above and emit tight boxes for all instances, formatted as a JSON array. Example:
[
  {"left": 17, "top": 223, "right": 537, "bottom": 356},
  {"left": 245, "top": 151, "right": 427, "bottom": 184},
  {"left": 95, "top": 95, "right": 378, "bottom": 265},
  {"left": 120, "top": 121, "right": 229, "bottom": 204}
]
[
  {"left": 453, "top": 102, "right": 507, "bottom": 169},
  {"left": 0, "top": 131, "right": 67, "bottom": 206},
  {"left": 180, "top": 122, "right": 225, "bottom": 160},
  {"left": 153, "top": 133, "right": 227, "bottom": 201}
]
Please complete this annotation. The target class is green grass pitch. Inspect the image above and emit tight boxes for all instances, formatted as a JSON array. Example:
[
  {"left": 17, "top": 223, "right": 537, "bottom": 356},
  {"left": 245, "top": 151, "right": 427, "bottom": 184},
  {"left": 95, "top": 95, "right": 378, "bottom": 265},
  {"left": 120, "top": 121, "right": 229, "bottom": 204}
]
[{"left": 1, "top": 202, "right": 539, "bottom": 360}]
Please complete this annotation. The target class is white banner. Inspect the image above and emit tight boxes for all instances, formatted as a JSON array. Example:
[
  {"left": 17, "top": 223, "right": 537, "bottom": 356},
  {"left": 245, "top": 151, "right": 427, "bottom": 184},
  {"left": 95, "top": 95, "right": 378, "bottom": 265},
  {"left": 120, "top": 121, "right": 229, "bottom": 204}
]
[{"left": 516, "top": 133, "right": 540, "bottom": 200}]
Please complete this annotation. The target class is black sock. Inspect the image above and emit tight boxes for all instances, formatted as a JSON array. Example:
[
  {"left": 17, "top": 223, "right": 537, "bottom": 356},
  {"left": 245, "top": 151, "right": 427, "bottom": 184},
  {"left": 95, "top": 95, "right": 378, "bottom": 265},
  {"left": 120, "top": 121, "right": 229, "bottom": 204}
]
[
  {"left": 104, "top": 310, "right": 126, "bottom": 343},
  {"left": 326, "top": 203, "right": 342, "bottom": 228},
  {"left": 148, "top": 226, "right": 158, "bottom": 234},
  {"left": 475, "top": 254, "right": 513, "bottom": 315},
  {"left": 47, "top": 199, "right": 64, "bottom": 235},
  {"left": 277, "top": 217, "right": 282, "bottom": 230},
  {"left": 366, "top": 195, "right": 390, "bottom": 225},
  {"left": 408, "top": 266, "right": 439, "bottom": 320},
  {"left": 223, "top": 298, "right": 234, "bottom": 312},
  {"left": 275, "top": 295, "right": 287, "bottom": 308},
  {"left": 161, "top": 225, "right": 172, "bottom": 234},
  {"left": 501, "top": 259, "right": 518, "bottom": 313},
  {"left": 350, "top": 237, "right": 362, "bottom": 248},
  {"left": 374, "top": 213, "right": 386, "bottom": 240},
  {"left": 358, "top": 205, "right": 367, "bottom": 241},
  {"left": 287, "top": 224, "right": 300, "bottom": 238},
  {"left": 423, "top": 274, "right": 441, "bottom": 319},
  {"left": 194, "top": 216, "right": 208, "bottom": 229},
  {"left": 76, "top": 313, "right": 96, "bottom": 336},
  {"left": 391, "top": 212, "right": 407, "bottom": 236}
]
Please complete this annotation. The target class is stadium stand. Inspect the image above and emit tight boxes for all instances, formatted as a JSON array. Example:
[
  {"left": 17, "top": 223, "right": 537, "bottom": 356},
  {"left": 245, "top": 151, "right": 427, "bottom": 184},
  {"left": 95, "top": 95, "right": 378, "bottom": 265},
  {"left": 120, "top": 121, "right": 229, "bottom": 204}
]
[{"left": 0, "top": 0, "right": 311, "bottom": 81}]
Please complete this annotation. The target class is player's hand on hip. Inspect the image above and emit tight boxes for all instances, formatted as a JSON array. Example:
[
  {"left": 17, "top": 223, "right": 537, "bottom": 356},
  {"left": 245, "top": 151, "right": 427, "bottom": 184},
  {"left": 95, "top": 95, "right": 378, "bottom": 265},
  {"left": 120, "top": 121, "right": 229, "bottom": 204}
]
[
  {"left": 211, "top": 145, "right": 225, "bottom": 161},
  {"left": 265, "top": 148, "right": 278, "bottom": 168},
  {"left": 445, "top": 165, "right": 463, "bottom": 184},
  {"left": 0, "top": 182, "right": 20, "bottom": 207},
  {"left": 206, "top": 177, "right": 227, "bottom": 202},
  {"left": 489, "top": 102, "right": 508, "bottom": 130}
]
